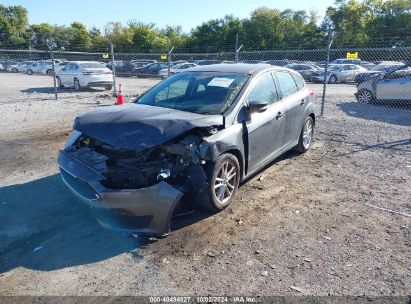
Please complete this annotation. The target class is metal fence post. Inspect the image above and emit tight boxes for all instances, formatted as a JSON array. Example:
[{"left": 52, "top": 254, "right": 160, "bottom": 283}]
[
  {"left": 235, "top": 33, "right": 243, "bottom": 63},
  {"left": 321, "top": 29, "right": 333, "bottom": 116},
  {"left": 110, "top": 40, "right": 117, "bottom": 96},
  {"left": 46, "top": 37, "right": 58, "bottom": 100},
  {"left": 167, "top": 43, "right": 174, "bottom": 77}
]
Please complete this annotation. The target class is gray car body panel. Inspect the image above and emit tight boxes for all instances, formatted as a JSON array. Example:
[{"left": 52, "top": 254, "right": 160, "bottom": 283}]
[
  {"left": 60, "top": 64, "right": 315, "bottom": 234},
  {"left": 74, "top": 103, "right": 224, "bottom": 152},
  {"left": 58, "top": 150, "right": 183, "bottom": 235}
]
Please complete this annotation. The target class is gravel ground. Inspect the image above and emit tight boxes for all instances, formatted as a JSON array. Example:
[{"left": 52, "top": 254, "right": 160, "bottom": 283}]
[{"left": 0, "top": 73, "right": 410, "bottom": 296}]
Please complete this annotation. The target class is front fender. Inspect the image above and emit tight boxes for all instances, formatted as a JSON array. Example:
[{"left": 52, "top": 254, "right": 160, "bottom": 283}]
[{"left": 199, "top": 124, "right": 245, "bottom": 176}]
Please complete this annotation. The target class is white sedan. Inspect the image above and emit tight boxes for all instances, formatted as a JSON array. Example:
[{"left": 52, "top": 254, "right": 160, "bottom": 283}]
[
  {"left": 56, "top": 61, "right": 114, "bottom": 90},
  {"left": 159, "top": 62, "right": 198, "bottom": 78}
]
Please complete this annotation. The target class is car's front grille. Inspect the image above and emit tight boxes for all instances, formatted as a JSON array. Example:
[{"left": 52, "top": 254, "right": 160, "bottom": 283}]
[{"left": 61, "top": 169, "right": 99, "bottom": 201}]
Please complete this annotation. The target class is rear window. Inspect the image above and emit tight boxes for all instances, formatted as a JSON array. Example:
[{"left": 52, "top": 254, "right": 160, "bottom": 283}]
[
  {"left": 275, "top": 72, "right": 298, "bottom": 97},
  {"left": 80, "top": 63, "right": 106, "bottom": 68}
]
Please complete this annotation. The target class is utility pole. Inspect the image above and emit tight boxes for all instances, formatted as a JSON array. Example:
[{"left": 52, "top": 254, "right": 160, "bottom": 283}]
[
  {"left": 110, "top": 39, "right": 117, "bottom": 96},
  {"left": 235, "top": 33, "right": 243, "bottom": 63},
  {"left": 321, "top": 28, "right": 333, "bottom": 116},
  {"left": 46, "top": 37, "right": 58, "bottom": 100}
]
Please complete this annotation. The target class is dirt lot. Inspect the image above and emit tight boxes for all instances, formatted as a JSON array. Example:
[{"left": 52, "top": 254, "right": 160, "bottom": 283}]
[{"left": 0, "top": 73, "right": 410, "bottom": 296}]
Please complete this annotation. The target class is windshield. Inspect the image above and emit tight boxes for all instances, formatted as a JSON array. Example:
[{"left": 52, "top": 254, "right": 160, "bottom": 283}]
[
  {"left": 137, "top": 71, "right": 249, "bottom": 115},
  {"left": 328, "top": 65, "right": 342, "bottom": 71},
  {"left": 80, "top": 62, "right": 107, "bottom": 69}
]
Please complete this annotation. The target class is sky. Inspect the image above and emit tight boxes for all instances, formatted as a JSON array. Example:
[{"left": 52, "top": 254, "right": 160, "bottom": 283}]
[{"left": 2, "top": 0, "right": 336, "bottom": 32}]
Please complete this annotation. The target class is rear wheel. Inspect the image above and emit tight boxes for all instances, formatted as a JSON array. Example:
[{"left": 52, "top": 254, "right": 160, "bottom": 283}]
[
  {"left": 46, "top": 69, "right": 53, "bottom": 75},
  {"left": 26, "top": 69, "right": 33, "bottom": 75},
  {"left": 294, "top": 116, "right": 314, "bottom": 153},
  {"left": 105, "top": 85, "right": 113, "bottom": 90},
  {"left": 73, "top": 78, "right": 81, "bottom": 91},
  {"left": 199, "top": 153, "right": 240, "bottom": 211},
  {"left": 357, "top": 89, "right": 374, "bottom": 103},
  {"left": 56, "top": 76, "right": 63, "bottom": 88},
  {"left": 12, "top": 68, "right": 18, "bottom": 73}
]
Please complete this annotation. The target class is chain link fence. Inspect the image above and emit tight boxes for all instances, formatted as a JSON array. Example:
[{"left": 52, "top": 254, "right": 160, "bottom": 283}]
[{"left": 1, "top": 44, "right": 410, "bottom": 144}]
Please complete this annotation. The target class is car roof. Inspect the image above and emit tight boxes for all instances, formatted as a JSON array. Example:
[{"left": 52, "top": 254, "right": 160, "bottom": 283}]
[
  {"left": 186, "top": 63, "right": 285, "bottom": 75},
  {"left": 70, "top": 61, "right": 105, "bottom": 64}
]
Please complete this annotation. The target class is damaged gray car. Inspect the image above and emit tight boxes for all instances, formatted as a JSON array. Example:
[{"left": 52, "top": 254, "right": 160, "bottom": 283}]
[{"left": 58, "top": 64, "right": 315, "bottom": 236}]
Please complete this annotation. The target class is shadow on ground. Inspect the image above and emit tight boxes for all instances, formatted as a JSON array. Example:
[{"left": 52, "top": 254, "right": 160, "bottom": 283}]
[
  {"left": 0, "top": 174, "right": 142, "bottom": 273},
  {"left": 21, "top": 87, "right": 108, "bottom": 94},
  {"left": 0, "top": 151, "right": 303, "bottom": 273},
  {"left": 337, "top": 101, "right": 411, "bottom": 126}
]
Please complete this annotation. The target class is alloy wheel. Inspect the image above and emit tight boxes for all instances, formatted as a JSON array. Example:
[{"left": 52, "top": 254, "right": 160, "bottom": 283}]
[
  {"left": 214, "top": 160, "right": 239, "bottom": 205},
  {"left": 302, "top": 118, "right": 313, "bottom": 149},
  {"left": 358, "top": 90, "right": 372, "bottom": 103}
]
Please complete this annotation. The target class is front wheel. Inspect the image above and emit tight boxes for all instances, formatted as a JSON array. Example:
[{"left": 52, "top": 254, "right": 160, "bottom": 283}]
[
  {"left": 294, "top": 116, "right": 314, "bottom": 153},
  {"left": 328, "top": 75, "right": 337, "bottom": 84},
  {"left": 26, "top": 69, "right": 33, "bottom": 75},
  {"left": 199, "top": 153, "right": 241, "bottom": 211},
  {"left": 12, "top": 68, "right": 18, "bottom": 73},
  {"left": 105, "top": 85, "right": 112, "bottom": 90}
]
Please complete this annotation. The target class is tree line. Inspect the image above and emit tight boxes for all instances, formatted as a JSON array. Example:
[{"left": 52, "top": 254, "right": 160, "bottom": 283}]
[{"left": 0, "top": 0, "right": 410, "bottom": 53}]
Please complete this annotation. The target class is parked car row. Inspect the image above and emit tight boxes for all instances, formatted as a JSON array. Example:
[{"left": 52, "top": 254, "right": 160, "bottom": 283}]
[{"left": 0, "top": 59, "right": 64, "bottom": 75}]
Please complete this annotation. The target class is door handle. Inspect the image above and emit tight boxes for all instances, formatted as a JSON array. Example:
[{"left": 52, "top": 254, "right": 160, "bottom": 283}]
[{"left": 276, "top": 112, "right": 283, "bottom": 119}]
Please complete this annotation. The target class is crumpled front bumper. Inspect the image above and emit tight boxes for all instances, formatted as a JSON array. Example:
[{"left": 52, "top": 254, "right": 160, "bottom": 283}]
[{"left": 57, "top": 150, "right": 183, "bottom": 235}]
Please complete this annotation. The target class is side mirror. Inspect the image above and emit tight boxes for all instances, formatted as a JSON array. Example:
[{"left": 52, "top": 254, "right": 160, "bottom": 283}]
[{"left": 248, "top": 100, "right": 269, "bottom": 113}]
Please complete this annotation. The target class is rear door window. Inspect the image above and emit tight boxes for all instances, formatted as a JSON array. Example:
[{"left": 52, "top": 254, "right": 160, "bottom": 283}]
[
  {"left": 275, "top": 71, "right": 298, "bottom": 98},
  {"left": 291, "top": 73, "right": 305, "bottom": 90}
]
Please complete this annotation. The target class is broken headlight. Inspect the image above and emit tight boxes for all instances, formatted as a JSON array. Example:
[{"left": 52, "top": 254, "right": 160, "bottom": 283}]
[{"left": 64, "top": 130, "right": 82, "bottom": 149}]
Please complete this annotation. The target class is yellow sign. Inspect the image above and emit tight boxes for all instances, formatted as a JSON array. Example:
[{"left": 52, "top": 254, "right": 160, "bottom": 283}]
[
  {"left": 161, "top": 54, "right": 168, "bottom": 61},
  {"left": 346, "top": 52, "right": 359, "bottom": 59},
  {"left": 102, "top": 53, "right": 109, "bottom": 59}
]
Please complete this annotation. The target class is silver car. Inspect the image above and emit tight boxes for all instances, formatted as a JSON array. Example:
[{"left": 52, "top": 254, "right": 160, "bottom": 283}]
[
  {"left": 356, "top": 68, "right": 411, "bottom": 103},
  {"left": 311, "top": 64, "right": 367, "bottom": 84}
]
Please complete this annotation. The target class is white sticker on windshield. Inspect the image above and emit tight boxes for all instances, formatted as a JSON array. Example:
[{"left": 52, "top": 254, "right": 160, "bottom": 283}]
[{"left": 207, "top": 77, "right": 234, "bottom": 88}]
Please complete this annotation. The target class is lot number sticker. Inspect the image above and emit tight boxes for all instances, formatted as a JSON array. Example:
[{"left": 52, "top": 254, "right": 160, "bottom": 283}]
[{"left": 208, "top": 77, "right": 234, "bottom": 88}]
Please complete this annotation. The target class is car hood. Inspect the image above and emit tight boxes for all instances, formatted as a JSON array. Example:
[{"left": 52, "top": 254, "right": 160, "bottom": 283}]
[{"left": 74, "top": 103, "right": 224, "bottom": 152}]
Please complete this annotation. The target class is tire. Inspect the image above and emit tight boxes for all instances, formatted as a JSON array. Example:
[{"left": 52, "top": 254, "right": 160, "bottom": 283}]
[
  {"left": 12, "top": 68, "right": 18, "bottom": 73},
  {"left": 26, "top": 69, "right": 33, "bottom": 75},
  {"left": 328, "top": 75, "right": 337, "bottom": 84},
  {"left": 294, "top": 116, "right": 314, "bottom": 153},
  {"left": 56, "top": 76, "right": 63, "bottom": 88},
  {"left": 357, "top": 89, "right": 374, "bottom": 103},
  {"left": 73, "top": 78, "right": 81, "bottom": 91},
  {"left": 105, "top": 85, "right": 113, "bottom": 90},
  {"left": 199, "top": 153, "right": 241, "bottom": 211},
  {"left": 46, "top": 69, "right": 53, "bottom": 75}
]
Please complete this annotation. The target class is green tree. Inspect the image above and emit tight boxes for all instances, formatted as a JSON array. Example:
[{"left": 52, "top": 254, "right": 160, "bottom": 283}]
[
  {"left": 0, "top": 5, "right": 28, "bottom": 48},
  {"left": 68, "top": 21, "right": 91, "bottom": 50}
]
